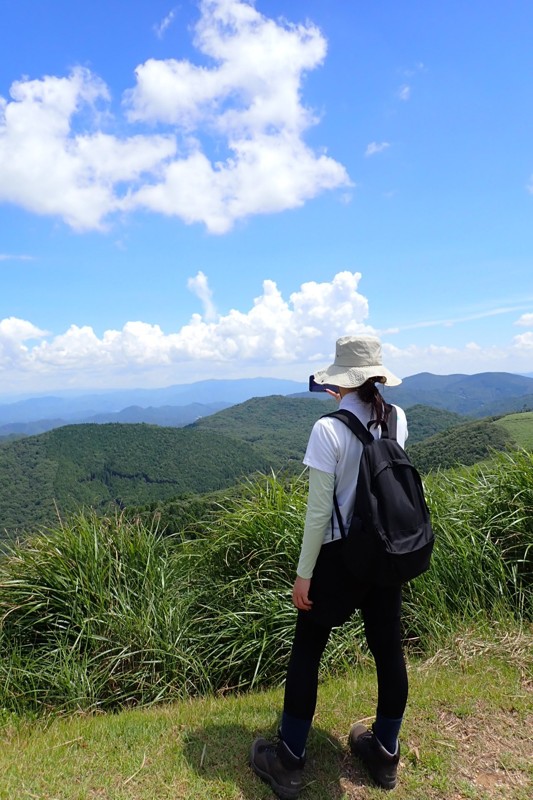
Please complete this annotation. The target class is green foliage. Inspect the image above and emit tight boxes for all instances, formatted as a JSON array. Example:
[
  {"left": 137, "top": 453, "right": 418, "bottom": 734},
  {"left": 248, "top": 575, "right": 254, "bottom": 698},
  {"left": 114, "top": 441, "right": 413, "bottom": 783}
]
[
  {"left": 2, "top": 396, "right": 532, "bottom": 541},
  {"left": 0, "top": 449, "right": 531, "bottom": 714},
  {"left": 407, "top": 418, "right": 514, "bottom": 472},
  {"left": 0, "top": 424, "right": 270, "bottom": 538},
  {"left": 404, "top": 448, "right": 533, "bottom": 643},
  {"left": 125, "top": 489, "right": 239, "bottom": 536},
  {"left": 191, "top": 394, "right": 336, "bottom": 466},
  {"left": 174, "top": 472, "right": 325, "bottom": 693},
  {"left": 0, "top": 512, "right": 205, "bottom": 711},
  {"left": 404, "top": 405, "right": 467, "bottom": 445}
]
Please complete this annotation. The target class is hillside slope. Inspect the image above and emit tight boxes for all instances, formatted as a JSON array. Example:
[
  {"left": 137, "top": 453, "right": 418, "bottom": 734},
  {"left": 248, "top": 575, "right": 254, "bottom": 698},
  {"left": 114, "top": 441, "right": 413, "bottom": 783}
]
[
  {"left": 2, "top": 397, "right": 532, "bottom": 539},
  {"left": 407, "top": 418, "right": 514, "bottom": 472},
  {"left": 190, "top": 395, "right": 338, "bottom": 463},
  {"left": 494, "top": 411, "right": 533, "bottom": 449},
  {"left": 0, "top": 424, "right": 270, "bottom": 537}
]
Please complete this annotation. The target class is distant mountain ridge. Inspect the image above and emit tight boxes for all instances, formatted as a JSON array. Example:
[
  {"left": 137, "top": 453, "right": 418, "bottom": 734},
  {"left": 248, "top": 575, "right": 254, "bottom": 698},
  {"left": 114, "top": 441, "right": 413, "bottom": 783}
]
[
  {"left": 0, "top": 402, "right": 231, "bottom": 438},
  {"left": 0, "top": 378, "right": 308, "bottom": 425},
  {"left": 1, "top": 372, "right": 532, "bottom": 438},
  {"left": 382, "top": 371, "right": 533, "bottom": 416}
]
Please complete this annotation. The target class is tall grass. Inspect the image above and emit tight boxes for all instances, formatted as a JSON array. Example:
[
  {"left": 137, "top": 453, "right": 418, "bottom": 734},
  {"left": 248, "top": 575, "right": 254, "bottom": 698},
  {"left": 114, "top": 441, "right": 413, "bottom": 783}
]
[
  {"left": 177, "top": 472, "right": 366, "bottom": 692},
  {"left": 405, "top": 448, "right": 533, "bottom": 643},
  {"left": 0, "top": 513, "right": 204, "bottom": 712},
  {"left": 0, "top": 450, "right": 531, "bottom": 714}
]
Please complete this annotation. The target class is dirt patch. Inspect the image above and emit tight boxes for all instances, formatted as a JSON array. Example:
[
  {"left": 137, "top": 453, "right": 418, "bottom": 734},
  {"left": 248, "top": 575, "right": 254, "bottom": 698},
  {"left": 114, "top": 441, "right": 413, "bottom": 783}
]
[{"left": 436, "top": 707, "right": 532, "bottom": 799}]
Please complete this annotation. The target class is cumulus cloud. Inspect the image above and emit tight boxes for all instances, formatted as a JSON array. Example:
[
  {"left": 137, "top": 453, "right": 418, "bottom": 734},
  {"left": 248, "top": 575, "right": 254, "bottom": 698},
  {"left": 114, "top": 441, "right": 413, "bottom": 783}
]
[
  {"left": 188, "top": 270, "right": 217, "bottom": 321},
  {"left": 0, "top": 271, "right": 372, "bottom": 389},
  {"left": 0, "top": 68, "right": 176, "bottom": 231},
  {"left": 124, "top": 0, "right": 350, "bottom": 232},
  {"left": 2, "top": 271, "right": 533, "bottom": 392},
  {"left": 0, "top": 0, "right": 349, "bottom": 233},
  {"left": 513, "top": 331, "right": 533, "bottom": 349},
  {"left": 365, "top": 142, "right": 390, "bottom": 157},
  {"left": 515, "top": 313, "right": 533, "bottom": 327},
  {"left": 0, "top": 317, "right": 48, "bottom": 369}
]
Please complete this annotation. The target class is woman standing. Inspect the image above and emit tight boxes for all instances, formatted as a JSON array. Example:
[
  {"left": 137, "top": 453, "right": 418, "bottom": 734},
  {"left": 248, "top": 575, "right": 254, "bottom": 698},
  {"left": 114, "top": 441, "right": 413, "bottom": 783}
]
[{"left": 251, "top": 335, "right": 408, "bottom": 797}]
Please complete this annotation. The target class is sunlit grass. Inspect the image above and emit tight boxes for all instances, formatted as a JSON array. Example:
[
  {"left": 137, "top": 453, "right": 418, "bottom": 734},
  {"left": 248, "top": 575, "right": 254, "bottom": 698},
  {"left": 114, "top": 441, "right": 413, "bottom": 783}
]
[
  {"left": 1, "top": 629, "right": 531, "bottom": 799},
  {"left": 0, "top": 450, "right": 531, "bottom": 714}
]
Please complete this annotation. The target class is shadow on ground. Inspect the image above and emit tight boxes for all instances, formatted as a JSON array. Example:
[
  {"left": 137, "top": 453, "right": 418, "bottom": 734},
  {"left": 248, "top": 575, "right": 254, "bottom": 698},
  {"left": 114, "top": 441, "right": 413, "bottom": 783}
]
[{"left": 182, "top": 722, "right": 372, "bottom": 799}]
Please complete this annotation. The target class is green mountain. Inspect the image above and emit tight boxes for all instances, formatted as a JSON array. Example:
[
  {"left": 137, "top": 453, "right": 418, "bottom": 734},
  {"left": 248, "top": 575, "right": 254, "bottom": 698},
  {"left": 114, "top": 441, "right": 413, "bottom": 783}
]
[
  {"left": 383, "top": 371, "right": 533, "bottom": 416},
  {"left": 399, "top": 404, "right": 467, "bottom": 445},
  {"left": 406, "top": 418, "right": 514, "bottom": 472},
  {"left": 0, "top": 424, "right": 270, "bottom": 539},
  {"left": 2, "top": 395, "right": 532, "bottom": 540},
  {"left": 190, "top": 394, "right": 337, "bottom": 464}
]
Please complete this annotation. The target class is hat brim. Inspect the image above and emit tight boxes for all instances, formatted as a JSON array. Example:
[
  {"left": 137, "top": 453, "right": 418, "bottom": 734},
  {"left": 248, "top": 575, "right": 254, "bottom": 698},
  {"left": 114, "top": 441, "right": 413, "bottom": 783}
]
[{"left": 313, "top": 364, "right": 402, "bottom": 388}]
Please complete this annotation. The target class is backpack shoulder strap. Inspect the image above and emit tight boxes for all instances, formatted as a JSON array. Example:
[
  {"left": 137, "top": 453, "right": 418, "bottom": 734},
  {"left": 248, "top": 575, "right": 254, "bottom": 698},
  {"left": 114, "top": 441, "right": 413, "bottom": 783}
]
[
  {"left": 382, "top": 405, "right": 398, "bottom": 441},
  {"left": 323, "top": 409, "right": 374, "bottom": 445}
]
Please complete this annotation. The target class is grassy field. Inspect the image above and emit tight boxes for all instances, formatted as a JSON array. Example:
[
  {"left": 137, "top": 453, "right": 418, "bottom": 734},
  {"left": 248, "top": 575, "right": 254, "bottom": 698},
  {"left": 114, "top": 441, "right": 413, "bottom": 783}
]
[
  {"left": 1, "top": 627, "right": 531, "bottom": 800},
  {"left": 495, "top": 412, "right": 533, "bottom": 450},
  {"left": 0, "top": 449, "right": 531, "bottom": 798}
]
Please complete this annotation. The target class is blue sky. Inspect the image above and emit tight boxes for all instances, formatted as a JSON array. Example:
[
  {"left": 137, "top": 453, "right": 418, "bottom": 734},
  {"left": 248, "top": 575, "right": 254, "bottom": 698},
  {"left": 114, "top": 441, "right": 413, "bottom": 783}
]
[{"left": 1, "top": 0, "right": 532, "bottom": 397}]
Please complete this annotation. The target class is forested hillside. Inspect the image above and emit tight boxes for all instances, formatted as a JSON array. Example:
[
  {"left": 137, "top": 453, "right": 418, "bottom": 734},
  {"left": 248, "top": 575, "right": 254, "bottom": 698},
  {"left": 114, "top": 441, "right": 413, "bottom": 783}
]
[
  {"left": 190, "top": 395, "right": 337, "bottom": 462},
  {"left": 0, "top": 424, "right": 270, "bottom": 539},
  {"left": 2, "top": 397, "right": 532, "bottom": 540},
  {"left": 390, "top": 404, "right": 466, "bottom": 445},
  {"left": 406, "top": 418, "right": 514, "bottom": 472}
]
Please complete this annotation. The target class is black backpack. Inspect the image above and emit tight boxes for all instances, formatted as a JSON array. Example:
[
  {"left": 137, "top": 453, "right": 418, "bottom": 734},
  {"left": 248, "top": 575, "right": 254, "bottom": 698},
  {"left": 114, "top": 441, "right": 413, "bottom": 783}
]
[{"left": 325, "top": 406, "right": 434, "bottom": 586}]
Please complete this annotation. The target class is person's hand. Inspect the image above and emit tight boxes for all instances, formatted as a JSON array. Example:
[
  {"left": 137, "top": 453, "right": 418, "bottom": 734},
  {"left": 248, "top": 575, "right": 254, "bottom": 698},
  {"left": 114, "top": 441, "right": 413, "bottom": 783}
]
[
  {"left": 325, "top": 388, "right": 341, "bottom": 401},
  {"left": 292, "top": 576, "right": 313, "bottom": 611}
]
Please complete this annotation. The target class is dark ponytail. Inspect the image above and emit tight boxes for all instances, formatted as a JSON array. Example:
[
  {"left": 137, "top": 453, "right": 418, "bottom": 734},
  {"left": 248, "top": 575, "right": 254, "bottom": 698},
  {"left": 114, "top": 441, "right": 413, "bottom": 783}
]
[{"left": 357, "top": 378, "right": 392, "bottom": 429}]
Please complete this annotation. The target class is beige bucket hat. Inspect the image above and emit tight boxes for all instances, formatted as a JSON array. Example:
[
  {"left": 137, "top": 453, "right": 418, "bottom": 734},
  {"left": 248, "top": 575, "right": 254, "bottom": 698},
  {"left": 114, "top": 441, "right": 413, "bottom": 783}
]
[{"left": 313, "top": 335, "right": 402, "bottom": 389}]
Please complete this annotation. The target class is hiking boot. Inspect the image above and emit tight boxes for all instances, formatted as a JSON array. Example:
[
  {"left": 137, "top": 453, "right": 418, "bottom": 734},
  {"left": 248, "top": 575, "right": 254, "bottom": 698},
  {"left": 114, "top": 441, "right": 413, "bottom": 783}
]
[
  {"left": 250, "top": 734, "right": 306, "bottom": 799},
  {"left": 349, "top": 723, "right": 400, "bottom": 790}
]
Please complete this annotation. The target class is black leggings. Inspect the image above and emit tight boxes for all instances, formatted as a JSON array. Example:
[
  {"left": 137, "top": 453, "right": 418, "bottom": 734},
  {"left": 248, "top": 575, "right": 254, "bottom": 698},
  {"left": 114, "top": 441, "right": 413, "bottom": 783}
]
[{"left": 283, "top": 585, "right": 408, "bottom": 721}]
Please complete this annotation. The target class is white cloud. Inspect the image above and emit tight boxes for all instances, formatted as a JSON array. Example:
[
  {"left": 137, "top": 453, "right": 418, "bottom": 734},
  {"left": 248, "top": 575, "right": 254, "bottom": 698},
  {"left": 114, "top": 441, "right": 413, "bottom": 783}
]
[
  {"left": 2, "top": 271, "right": 533, "bottom": 392},
  {"left": 515, "top": 313, "right": 533, "bottom": 327},
  {"left": 382, "top": 340, "right": 533, "bottom": 377},
  {"left": 0, "top": 317, "right": 48, "bottom": 369},
  {"left": 124, "top": 0, "right": 351, "bottom": 232},
  {"left": 0, "top": 254, "right": 33, "bottom": 262},
  {"left": 398, "top": 84, "right": 411, "bottom": 101},
  {"left": 0, "top": 271, "right": 372, "bottom": 390},
  {"left": 0, "top": 0, "right": 350, "bottom": 233},
  {"left": 154, "top": 9, "right": 177, "bottom": 39},
  {"left": 365, "top": 142, "right": 390, "bottom": 157},
  {"left": 188, "top": 270, "right": 217, "bottom": 321},
  {"left": 0, "top": 68, "right": 176, "bottom": 231},
  {"left": 513, "top": 331, "right": 533, "bottom": 349}
]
